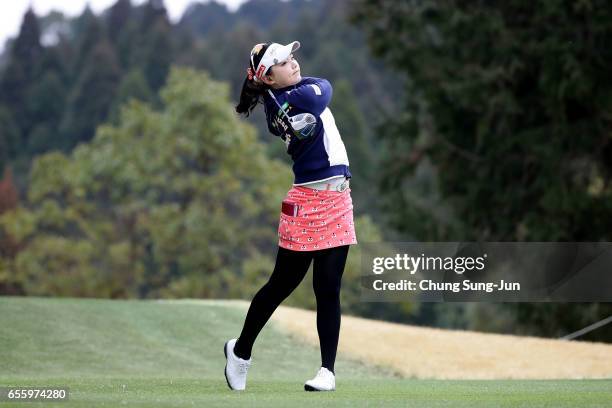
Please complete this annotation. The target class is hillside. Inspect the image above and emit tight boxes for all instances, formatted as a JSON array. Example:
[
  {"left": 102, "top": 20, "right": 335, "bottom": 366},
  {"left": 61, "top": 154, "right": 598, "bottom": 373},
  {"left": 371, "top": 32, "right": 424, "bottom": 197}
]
[{"left": 269, "top": 303, "right": 612, "bottom": 379}]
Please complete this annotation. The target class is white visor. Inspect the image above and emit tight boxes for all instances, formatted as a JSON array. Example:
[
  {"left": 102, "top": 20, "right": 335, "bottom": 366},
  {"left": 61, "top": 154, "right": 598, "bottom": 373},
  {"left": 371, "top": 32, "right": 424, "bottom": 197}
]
[{"left": 252, "top": 41, "right": 300, "bottom": 80}]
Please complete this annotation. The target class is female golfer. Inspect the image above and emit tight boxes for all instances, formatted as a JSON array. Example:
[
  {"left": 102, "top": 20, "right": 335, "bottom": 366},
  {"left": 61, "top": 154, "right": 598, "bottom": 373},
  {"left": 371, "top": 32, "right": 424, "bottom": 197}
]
[{"left": 224, "top": 41, "right": 357, "bottom": 392}]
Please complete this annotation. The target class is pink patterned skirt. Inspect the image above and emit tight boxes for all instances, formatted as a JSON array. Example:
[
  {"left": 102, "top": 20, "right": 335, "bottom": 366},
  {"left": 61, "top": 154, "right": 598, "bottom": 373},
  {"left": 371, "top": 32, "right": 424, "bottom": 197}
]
[{"left": 278, "top": 185, "right": 358, "bottom": 251}]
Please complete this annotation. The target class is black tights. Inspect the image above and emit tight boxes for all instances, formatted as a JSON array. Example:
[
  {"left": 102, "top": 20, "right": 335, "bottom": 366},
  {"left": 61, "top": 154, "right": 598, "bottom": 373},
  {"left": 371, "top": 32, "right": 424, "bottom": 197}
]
[{"left": 234, "top": 245, "right": 350, "bottom": 374}]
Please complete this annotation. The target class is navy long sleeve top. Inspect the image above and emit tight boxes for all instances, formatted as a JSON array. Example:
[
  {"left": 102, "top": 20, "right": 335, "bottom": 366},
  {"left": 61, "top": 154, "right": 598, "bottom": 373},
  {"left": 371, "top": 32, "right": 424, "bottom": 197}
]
[{"left": 263, "top": 77, "right": 352, "bottom": 185}]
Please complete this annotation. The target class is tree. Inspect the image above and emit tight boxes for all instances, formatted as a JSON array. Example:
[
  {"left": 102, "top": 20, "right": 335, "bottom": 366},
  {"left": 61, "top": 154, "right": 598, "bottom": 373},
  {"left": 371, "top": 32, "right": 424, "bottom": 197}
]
[
  {"left": 0, "top": 67, "right": 388, "bottom": 322},
  {"left": 109, "top": 68, "right": 154, "bottom": 122},
  {"left": 178, "top": 1, "right": 234, "bottom": 37},
  {"left": 353, "top": 0, "right": 612, "bottom": 241},
  {"left": 1, "top": 67, "right": 293, "bottom": 298},
  {"left": 107, "top": 0, "right": 133, "bottom": 43},
  {"left": 3, "top": 8, "right": 43, "bottom": 86},
  {"left": 69, "top": 6, "right": 104, "bottom": 79},
  {"left": 126, "top": 0, "right": 174, "bottom": 93},
  {"left": 0, "top": 8, "right": 44, "bottom": 153},
  {"left": 59, "top": 39, "right": 122, "bottom": 149},
  {"left": 0, "top": 167, "right": 22, "bottom": 295},
  {"left": 141, "top": 18, "right": 173, "bottom": 91},
  {"left": 0, "top": 107, "right": 20, "bottom": 168},
  {"left": 352, "top": 0, "right": 612, "bottom": 340},
  {"left": 329, "top": 79, "right": 380, "bottom": 214},
  {"left": 0, "top": 167, "right": 18, "bottom": 215},
  {"left": 25, "top": 72, "right": 66, "bottom": 155}
]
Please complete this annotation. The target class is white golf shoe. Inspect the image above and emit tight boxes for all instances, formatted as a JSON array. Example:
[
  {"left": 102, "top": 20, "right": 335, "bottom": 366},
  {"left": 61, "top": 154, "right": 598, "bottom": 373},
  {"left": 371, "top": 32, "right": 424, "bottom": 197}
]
[
  {"left": 224, "top": 338, "right": 252, "bottom": 391},
  {"left": 304, "top": 367, "right": 335, "bottom": 391}
]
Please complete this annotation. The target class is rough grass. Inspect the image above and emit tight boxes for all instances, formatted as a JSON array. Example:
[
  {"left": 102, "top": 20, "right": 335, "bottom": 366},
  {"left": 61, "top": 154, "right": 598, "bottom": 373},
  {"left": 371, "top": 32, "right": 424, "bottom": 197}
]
[{"left": 270, "top": 303, "right": 612, "bottom": 379}]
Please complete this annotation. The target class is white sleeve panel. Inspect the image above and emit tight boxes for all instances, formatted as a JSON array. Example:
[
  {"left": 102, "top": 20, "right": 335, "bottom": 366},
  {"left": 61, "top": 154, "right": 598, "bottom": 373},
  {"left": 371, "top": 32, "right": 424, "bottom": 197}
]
[
  {"left": 309, "top": 84, "right": 322, "bottom": 95},
  {"left": 320, "top": 108, "right": 350, "bottom": 167}
]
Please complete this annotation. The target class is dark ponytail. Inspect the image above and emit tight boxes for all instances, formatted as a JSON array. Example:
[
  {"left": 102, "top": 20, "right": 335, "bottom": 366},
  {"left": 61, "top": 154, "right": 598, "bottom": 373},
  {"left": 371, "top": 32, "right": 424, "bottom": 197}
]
[
  {"left": 236, "top": 42, "right": 271, "bottom": 117},
  {"left": 235, "top": 76, "right": 268, "bottom": 117}
]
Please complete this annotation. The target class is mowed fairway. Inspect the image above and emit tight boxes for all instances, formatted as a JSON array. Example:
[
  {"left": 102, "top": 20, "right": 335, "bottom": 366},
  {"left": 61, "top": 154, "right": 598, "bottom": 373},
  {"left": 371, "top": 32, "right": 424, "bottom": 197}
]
[{"left": 1, "top": 297, "right": 611, "bottom": 407}]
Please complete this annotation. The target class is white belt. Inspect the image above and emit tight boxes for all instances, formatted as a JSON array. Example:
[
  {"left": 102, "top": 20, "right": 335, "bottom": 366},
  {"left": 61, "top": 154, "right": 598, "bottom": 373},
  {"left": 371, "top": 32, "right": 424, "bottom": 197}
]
[{"left": 300, "top": 177, "right": 350, "bottom": 192}]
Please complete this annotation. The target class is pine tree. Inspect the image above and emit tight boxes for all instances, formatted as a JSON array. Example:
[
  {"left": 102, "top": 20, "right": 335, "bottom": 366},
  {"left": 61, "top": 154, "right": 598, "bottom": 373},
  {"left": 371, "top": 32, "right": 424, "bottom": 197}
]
[
  {"left": 0, "top": 8, "right": 43, "bottom": 153},
  {"left": 353, "top": 0, "right": 612, "bottom": 241},
  {"left": 107, "top": 0, "right": 133, "bottom": 42},
  {"left": 71, "top": 6, "right": 104, "bottom": 77},
  {"left": 177, "top": 1, "right": 233, "bottom": 36},
  {"left": 109, "top": 68, "right": 154, "bottom": 122},
  {"left": 7, "top": 8, "right": 43, "bottom": 83},
  {"left": 329, "top": 79, "right": 376, "bottom": 210},
  {"left": 0, "top": 107, "right": 19, "bottom": 167},
  {"left": 60, "top": 39, "right": 121, "bottom": 149},
  {"left": 352, "top": 0, "right": 612, "bottom": 341},
  {"left": 141, "top": 0, "right": 168, "bottom": 30},
  {"left": 138, "top": 0, "right": 174, "bottom": 91}
]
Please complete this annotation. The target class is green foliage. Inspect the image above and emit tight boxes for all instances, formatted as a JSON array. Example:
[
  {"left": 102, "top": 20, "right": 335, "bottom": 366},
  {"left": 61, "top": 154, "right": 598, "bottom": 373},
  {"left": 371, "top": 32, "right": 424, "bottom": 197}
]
[
  {"left": 0, "top": 167, "right": 18, "bottom": 215},
  {"left": 71, "top": 7, "right": 103, "bottom": 76},
  {"left": 353, "top": 0, "right": 612, "bottom": 241},
  {"left": 107, "top": 0, "right": 132, "bottom": 43},
  {"left": 0, "top": 0, "right": 404, "bottom": 322},
  {"left": 329, "top": 79, "right": 379, "bottom": 213},
  {"left": 0, "top": 0, "right": 182, "bottom": 164},
  {"left": 352, "top": 0, "right": 612, "bottom": 340},
  {"left": 140, "top": 15, "right": 173, "bottom": 91},
  {"left": 0, "top": 66, "right": 388, "bottom": 322},
  {"left": 0, "top": 8, "right": 44, "bottom": 154},
  {"left": 2, "top": 0, "right": 402, "bottom": 230},
  {"left": 1, "top": 67, "right": 291, "bottom": 298},
  {"left": 59, "top": 39, "right": 122, "bottom": 150},
  {"left": 109, "top": 68, "right": 154, "bottom": 123},
  {"left": 0, "top": 107, "right": 20, "bottom": 168}
]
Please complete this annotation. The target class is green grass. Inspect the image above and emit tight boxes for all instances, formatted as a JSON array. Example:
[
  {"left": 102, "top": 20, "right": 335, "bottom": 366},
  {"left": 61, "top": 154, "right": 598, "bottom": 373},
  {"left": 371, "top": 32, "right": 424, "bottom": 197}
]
[{"left": 1, "top": 296, "right": 611, "bottom": 407}]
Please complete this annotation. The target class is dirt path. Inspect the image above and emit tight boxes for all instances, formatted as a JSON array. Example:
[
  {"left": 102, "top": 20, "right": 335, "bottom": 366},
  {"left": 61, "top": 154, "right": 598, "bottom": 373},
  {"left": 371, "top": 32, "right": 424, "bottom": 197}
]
[{"left": 269, "top": 304, "right": 612, "bottom": 379}]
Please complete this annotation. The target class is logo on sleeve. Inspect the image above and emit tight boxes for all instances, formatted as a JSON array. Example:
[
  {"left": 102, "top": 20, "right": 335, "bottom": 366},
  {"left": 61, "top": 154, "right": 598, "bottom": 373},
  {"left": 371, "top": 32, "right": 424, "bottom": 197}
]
[{"left": 271, "top": 103, "right": 293, "bottom": 146}]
